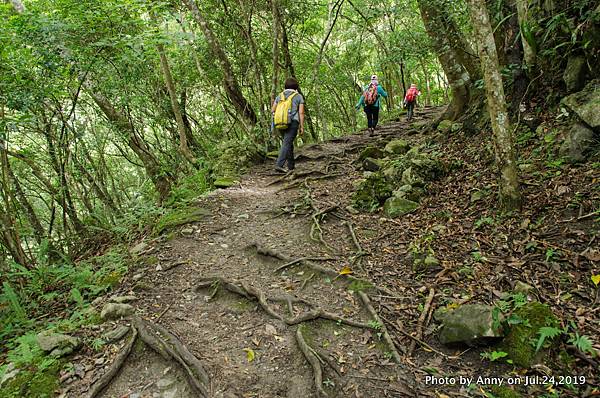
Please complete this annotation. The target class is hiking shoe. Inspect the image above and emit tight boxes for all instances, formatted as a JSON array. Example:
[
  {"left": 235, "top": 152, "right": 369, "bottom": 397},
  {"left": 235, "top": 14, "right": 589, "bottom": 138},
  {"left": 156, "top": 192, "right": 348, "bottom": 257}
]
[{"left": 274, "top": 166, "right": 286, "bottom": 173}]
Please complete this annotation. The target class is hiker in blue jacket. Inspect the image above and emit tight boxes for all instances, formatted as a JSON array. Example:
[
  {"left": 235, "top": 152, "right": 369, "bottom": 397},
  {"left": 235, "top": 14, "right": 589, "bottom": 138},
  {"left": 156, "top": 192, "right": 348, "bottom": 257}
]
[{"left": 355, "top": 74, "right": 388, "bottom": 135}]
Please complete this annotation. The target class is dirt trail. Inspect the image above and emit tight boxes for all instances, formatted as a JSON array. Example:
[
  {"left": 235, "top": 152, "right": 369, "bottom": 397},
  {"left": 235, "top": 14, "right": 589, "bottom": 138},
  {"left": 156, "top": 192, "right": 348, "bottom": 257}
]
[{"left": 71, "top": 108, "right": 442, "bottom": 398}]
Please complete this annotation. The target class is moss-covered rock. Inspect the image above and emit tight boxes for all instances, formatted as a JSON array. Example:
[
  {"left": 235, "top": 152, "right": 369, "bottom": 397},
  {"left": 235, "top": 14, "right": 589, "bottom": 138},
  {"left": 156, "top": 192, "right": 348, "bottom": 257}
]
[
  {"left": 561, "top": 79, "right": 600, "bottom": 128},
  {"left": 154, "top": 206, "right": 210, "bottom": 236},
  {"left": 383, "top": 196, "right": 419, "bottom": 218},
  {"left": 437, "top": 119, "right": 453, "bottom": 133},
  {"left": 490, "top": 385, "right": 523, "bottom": 398},
  {"left": 362, "top": 157, "right": 384, "bottom": 172},
  {"left": 384, "top": 139, "right": 410, "bottom": 155},
  {"left": 352, "top": 173, "right": 393, "bottom": 211},
  {"left": 435, "top": 304, "right": 505, "bottom": 345},
  {"left": 502, "top": 302, "right": 559, "bottom": 368},
  {"left": 213, "top": 176, "right": 238, "bottom": 188},
  {"left": 1, "top": 362, "right": 61, "bottom": 398},
  {"left": 358, "top": 146, "right": 384, "bottom": 161}
]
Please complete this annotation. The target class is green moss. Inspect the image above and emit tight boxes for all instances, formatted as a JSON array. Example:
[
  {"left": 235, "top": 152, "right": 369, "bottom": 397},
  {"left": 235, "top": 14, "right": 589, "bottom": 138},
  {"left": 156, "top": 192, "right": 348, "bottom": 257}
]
[
  {"left": 348, "top": 279, "right": 373, "bottom": 292},
  {"left": 153, "top": 206, "right": 210, "bottom": 235},
  {"left": 1, "top": 362, "right": 61, "bottom": 398},
  {"left": 352, "top": 172, "right": 393, "bottom": 211},
  {"left": 232, "top": 298, "right": 254, "bottom": 312},
  {"left": 490, "top": 385, "right": 523, "bottom": 398},
  {"left": 502, "top": 302, "right": 559, "bottom": 367}
]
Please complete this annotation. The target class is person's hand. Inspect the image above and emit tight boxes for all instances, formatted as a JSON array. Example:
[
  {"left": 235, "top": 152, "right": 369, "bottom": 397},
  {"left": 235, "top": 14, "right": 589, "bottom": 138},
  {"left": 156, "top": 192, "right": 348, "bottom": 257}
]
[{"left": 299, "top": 126, "right": 305, "bottom": 136}]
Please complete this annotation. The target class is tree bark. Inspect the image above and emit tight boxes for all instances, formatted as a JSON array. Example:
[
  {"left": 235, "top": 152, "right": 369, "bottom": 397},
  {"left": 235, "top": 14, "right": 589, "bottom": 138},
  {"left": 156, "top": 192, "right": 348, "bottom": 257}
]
[
  {"left": 468, "top": 0, "right": 521, "bottom": 210},
  {"left": 270, "top": 0, "right": 281, "bottom": 105},
  {"left": 418, "top": 0, "right": 472, "bottom": 121},
  {"left": 515, "top": 0, "right": 536, "bottom": 68},
  {"left": 156, "top": 43, "right": 196, "bottom": 165},
  {"left": 183, "top": 0, "right": 257, "bottom": 128}
]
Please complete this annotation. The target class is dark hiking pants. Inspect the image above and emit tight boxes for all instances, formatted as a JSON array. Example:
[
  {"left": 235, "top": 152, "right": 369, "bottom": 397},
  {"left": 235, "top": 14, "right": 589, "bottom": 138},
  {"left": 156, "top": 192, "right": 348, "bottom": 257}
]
[
  {"left": 364, "top": 105, "right": 379, "bottom": 129},
  {"left": 406, "top": 101, "right": 416, "bottom": 121},
  {"left": 276, "top": 120, "right": 299, "bottom": 170}
]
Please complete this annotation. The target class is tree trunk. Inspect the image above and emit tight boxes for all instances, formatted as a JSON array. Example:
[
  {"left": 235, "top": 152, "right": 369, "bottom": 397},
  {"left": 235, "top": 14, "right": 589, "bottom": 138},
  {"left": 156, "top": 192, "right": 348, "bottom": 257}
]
[
  {"left": 515, "top": 0, "right": 536, "bottom": 68},
  {"left": 468, "top": 0, "right": 521, "bottom": 210},
  {"left": 270, "top": 0, "right": 281, "bottom": 104},
  {"left": 183, "top": 0, "right": 257, "bottom": 128},
  {"left": 418, "top": 0, "right": 472, "bottom": 121},
  {"left": 156, "top": 43, "right": 196, "bottom": 165}
]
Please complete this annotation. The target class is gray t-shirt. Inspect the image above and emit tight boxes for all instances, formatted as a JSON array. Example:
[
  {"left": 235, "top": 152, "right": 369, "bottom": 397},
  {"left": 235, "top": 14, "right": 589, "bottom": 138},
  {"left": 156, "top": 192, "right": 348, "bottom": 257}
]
[{"left": 274, "top": 89, "right": 304, "bottom": 122}]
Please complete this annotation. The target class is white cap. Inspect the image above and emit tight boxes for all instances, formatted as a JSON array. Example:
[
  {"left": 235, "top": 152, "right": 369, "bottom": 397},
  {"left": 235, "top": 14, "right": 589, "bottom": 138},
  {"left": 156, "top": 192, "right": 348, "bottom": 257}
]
[{"left": 371, "top": 74, "right": 377, "bottom": 80}]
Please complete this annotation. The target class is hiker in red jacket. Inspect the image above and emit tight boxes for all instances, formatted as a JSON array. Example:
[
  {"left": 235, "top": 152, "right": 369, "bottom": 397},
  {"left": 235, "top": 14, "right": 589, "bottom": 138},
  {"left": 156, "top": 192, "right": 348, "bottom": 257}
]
[{"left": 403, "top": 83, "right": 421, "bottom": 122}]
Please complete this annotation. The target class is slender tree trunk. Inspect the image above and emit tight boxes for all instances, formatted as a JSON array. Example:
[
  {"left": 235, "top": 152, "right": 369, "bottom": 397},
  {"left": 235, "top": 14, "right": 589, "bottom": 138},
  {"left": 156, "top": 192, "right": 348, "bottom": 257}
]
[
  {"left": 270, "top": 0, "right": 281, "bottom": 104},
  {"left": 6, "top": 0, "right": 25, "bottom": 13},
  {"left": 183, "top": 0, "right": 257, "bottom": 128},
  {"left": 515, "top": 0, "right": 536, "bottom": 68},
  {"left": 156, "top": 43, "right": 196, "bottom": 165},
  {"left": 468, "top": 0, "right": 521, "bottom": 210},
  {"left": 89, "top": 90, "right": 173, "bottom": 201}
]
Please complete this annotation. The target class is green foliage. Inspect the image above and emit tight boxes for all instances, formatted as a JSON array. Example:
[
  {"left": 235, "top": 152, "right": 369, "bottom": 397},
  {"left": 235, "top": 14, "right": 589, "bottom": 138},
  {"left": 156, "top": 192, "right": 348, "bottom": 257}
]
[
  {"left": 153, "top": 206, "right": 211, "bottom": 236},
  {"left": 535, "top": 326, "right": 564, "bottom": 352},
  {"left": 480, "top": 350, "right": 509, "bottom": 362}
]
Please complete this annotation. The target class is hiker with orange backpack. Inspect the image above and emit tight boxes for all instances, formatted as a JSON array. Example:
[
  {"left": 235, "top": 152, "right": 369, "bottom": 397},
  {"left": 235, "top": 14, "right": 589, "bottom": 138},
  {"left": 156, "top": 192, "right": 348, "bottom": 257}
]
[
  {"left": 403, "top": 83, "right": 421, "bottom": 121},
  {"left": 272, "top": 77, "right": 305, "bottom": 173},
  {"left": 355, "top": 74, "right": 388, "bottom": 135}
]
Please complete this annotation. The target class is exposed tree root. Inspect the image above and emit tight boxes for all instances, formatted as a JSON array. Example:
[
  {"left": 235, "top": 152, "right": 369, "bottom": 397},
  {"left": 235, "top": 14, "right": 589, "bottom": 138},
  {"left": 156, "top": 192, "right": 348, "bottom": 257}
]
[
  {"left": 358, "top": 291, "right": 404, "bottom": 363},
  {"left": 249, "top": 242, "right": 397, "bottom": 297},
  {"left": 345, "top": 221, "right": 368, "bottom": 272},
  {"left": 296, "top": 326, "right": 329, "bottom": 397},
  {"left": 408, "top": 287, "right": 435, "bottom": 356},
  {"left": 87, "top": 317, "right": 210, "bottom": 398},
  {"left": 276, "top": 173, "right": 344, "bottom": 192},
  {"left": 87, "top": 327, "right": 138, "bottom": 398},
  {"left": 134, "top": 317, "right": 210, "bottom": 397},
  {"left": 275, "top": 256, "right": 337, "bottom": 273},
  {"left": 196, "top": 276, "right": 372, "bottom": 329}
]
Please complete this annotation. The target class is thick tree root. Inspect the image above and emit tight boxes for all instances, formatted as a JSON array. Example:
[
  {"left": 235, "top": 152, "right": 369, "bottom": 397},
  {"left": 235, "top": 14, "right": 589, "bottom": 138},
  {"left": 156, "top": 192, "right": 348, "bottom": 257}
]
[
  {"left": 134, "top": 317, "right": 210, "bottom": 397},
  {"left": 296, "top": 326, "right": 329, "bottom": 397},
  {"left": 196, "top": 276, "right": 372, "bottom": 329},
  {"left": 358, "top": 291, "right": 404, "bottom": 363},
  {"left": 87, "top": 327, "right": 138, "bottom": 398},
  {"left": 249, "top": 242, "right": 397, "bottom": 297},
  {"left": 276, "top": 172, "right": 344, "bottom": 192},
  {"left": 87, "top": 317, "right": 210, "bottom": 398}
]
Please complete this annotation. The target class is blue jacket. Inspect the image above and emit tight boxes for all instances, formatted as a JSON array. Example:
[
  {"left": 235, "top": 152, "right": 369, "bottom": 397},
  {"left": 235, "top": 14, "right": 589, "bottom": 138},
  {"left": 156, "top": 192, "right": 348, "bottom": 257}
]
[{"left": 356, "top": 85, "right": 388, "bottom": 109}]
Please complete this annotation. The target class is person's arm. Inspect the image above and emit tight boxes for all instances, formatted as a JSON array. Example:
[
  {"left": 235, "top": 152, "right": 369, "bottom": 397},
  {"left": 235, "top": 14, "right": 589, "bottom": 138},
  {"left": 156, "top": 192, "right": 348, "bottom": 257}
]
[
  {"left": 298, "top": 103, "right": 305, "bottom": 135},
  {"left": 355, "top": 94, "right": 364, "bottom": 109},
  {"left": 271, "top": 97, "right": 278, "bottom": 113},
  {"left": 378, "top": 86, "right": 388, "bottom": 98}
]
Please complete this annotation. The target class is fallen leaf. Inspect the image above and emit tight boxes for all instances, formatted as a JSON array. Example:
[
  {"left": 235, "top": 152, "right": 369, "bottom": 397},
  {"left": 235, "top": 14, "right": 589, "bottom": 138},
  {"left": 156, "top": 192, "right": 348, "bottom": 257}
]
[
  {"left": 338, "top": 266, "right": 353, "bottom": 275},
  {"left": 242, "top": 348, "right": 255, "bottom": 362},
  {"left": 591, "top": 274, "right": 600, "bottom": 287}
]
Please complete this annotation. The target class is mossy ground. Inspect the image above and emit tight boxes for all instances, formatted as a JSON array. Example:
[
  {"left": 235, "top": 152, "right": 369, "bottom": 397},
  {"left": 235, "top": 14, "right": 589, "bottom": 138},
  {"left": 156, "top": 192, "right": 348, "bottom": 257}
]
[{"left": 0, "top": 362, "right": 61, "bottom": 398}]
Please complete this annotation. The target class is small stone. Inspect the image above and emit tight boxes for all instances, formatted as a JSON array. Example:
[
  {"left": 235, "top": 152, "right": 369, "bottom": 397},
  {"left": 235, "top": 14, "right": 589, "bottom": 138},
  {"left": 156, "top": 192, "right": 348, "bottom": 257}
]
[
  {"left": 181, "top": 228, "right": 194, "bottom": 236},
  {"left": 345, "top": 205, "right": 359, "bottom": 215},
  {"left": 0, "top": 363, "right": 19, "bottom": 387},
  {"left": 237, "top": 213, "right": 249, "bottom": 219},
  {"left": 100, "top": 303, "right": 135, "bottom": 320},
  {"left": 156, "top": 376, "right": 176, "bottom": 390},
  {"left": 514, "top": 281, "right": 534, "bottom": 294},
  {"left": 451, "top": 122, "right": 463, "bottom": 132},
  {"left": 130, "top": 242, "right": 148, "bottom": 255},
  {"left": 518, "top": 163, "right": 535, "bottom": 172},
  {"left": 470, "top": 190, "right": 487, "bottom": 203},
  {"left": 110, "top": 295, "right": 137, "bottom": 304},
  {"left": 133, "top": 273, "right": 144, "bottom": 281},
  {"left": 36, "top": 331, "right": 81, "bottom": 357},
  {"left": 102, "top": 325, "right": 131, "bottom": 343},
  {"left": 265, "top": 324, "right": 277, "bottom": 335},
  {"left": 94, "top": 357, "right": 105, "bottom": 366}
]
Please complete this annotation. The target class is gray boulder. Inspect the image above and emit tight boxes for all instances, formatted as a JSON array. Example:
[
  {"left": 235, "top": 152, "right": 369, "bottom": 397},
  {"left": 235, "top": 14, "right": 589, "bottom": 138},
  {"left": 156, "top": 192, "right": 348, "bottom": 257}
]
[
  {"left": 383, "top": 197, "right": 419, "bottom": 218},
  {"left": 435, "top": 304, "right": 504, "bottom": 345},
  {"left": 559, "top": 123, "right": 596, "bottom": 163},
  {"left": 100, "top": 303, "right": 135, "bottom": 320},
  {"left": 110, "top": 295, "right": 138, "bottom": 304},
  {"left": 37, "top": 331, "right": 81, "bottom": 357},
  {"left": 562, "top": 79, "right": 600, "bottom": 128},
  {"left": 130, "top": 241, "right": 148, "bottom": 255},
  {"left": 563, "top": 55, "right": 587, "bottom": 93},
  {"left": 358, "top": 146, "right": 384, "bottom": 161}
]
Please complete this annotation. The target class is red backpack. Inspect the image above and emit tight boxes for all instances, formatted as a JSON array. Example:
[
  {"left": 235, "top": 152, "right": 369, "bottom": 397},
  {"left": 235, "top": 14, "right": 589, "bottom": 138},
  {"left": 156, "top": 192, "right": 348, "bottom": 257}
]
[
  {"left": 364, "top": 83, "right": 378, "bottom": 105},
  {"left": 405, "top": 88, "right": 418, "bottom": 103}
]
